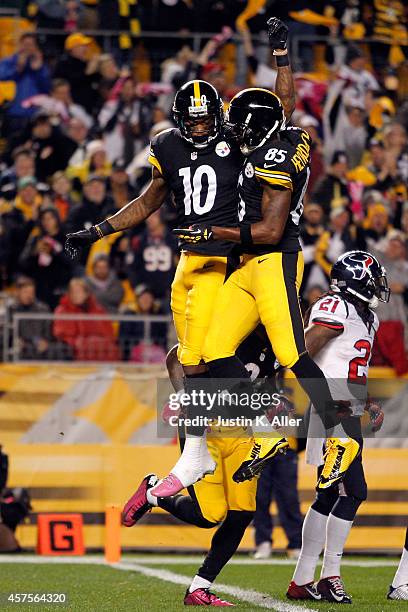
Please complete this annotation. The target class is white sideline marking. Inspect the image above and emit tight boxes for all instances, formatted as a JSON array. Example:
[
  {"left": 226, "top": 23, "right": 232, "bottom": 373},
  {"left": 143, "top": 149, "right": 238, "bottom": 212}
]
[
  {"left": 0, "top": 556, "right": 317, "bottom": 611},
  {"left": 0, "top": 554, "right": 398, "bottom": 567}
]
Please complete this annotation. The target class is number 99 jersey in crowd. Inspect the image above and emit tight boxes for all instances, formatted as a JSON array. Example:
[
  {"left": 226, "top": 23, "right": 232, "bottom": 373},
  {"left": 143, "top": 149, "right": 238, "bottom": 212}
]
[
  {"left": 148, "top": 80, "right": 242, "bottom": 256},
  {"left": 239, "top": 126, "right": 311, "bottom": 255}
]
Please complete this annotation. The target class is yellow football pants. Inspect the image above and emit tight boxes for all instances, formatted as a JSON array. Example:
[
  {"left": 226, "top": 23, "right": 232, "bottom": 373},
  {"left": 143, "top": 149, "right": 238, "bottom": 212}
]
[
  {"left": 188, "top": 432, "right": 257, "bottom": 524},
  {"left": 171, "top": 252, "right": 230, "bottom": 366},
  {"left": 203, "top": 251, "right": 305, "bottom": 368}
]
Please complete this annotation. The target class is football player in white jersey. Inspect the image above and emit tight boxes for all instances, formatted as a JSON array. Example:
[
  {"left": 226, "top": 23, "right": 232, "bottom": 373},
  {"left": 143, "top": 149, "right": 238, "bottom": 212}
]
[{"left": 287, "top": 250, "right": 389, "bottom": 604}]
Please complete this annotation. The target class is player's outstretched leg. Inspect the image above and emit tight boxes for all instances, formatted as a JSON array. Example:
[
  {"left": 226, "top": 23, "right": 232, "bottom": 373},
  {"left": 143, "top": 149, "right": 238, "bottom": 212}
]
[
  {"left": 122, "top": 474, "right": 159, "bottom": 527},
  {"left": 388, "top": 528, "right": 408, "bottom": 600},
  {"left": 232, "top": 437, "right": 289, "bottom": 483}
]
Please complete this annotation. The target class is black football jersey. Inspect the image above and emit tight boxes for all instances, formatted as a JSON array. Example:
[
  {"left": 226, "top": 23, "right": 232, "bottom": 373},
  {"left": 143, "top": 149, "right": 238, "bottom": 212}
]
[
  {"left": 236, "top": 325, "right": 278, "bottom": 380},
  {"left": 238, "top": 127, "right": 312, "bottom": 255},
  {"left": 149, "top": 128, "right": 241, "bottom": 255}
]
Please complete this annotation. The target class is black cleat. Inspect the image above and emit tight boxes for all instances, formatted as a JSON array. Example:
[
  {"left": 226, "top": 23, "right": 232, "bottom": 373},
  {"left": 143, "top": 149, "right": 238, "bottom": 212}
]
[{"left": 317, "top": 576, "right": 352, "bottom": 604}]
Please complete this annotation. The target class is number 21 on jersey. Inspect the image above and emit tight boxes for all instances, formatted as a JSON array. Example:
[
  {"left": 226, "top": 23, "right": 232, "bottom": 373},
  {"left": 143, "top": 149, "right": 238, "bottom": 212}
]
[{"left": 179, "top": 165, "right": 217, "bottom": 215}]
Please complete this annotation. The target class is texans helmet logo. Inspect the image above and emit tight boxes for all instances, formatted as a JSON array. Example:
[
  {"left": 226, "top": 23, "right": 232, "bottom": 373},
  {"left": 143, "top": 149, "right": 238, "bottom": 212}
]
[{"left": 342, "top": 253, "right": 373, "bottom": 280}]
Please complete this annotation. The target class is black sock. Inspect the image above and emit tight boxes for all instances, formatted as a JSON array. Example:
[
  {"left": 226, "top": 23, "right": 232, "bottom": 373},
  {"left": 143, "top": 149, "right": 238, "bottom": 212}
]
[
  {"left": 405, "top": 527, "right": 408, "bottom": 551},
  {"left": 197, "top": 510, "right": 254, "bottom": 582},
  {"left": 157, "top": 495, "right": 216, "bottom": 529},
  {"left": 291, "top": 353, "right": 340, "bottom": 431}
]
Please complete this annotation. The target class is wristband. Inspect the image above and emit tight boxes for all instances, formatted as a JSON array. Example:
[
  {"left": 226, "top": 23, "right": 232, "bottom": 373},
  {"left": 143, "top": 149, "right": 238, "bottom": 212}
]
[
  {"left": 240, "top": 224, "right": 253, "bottom": 249},
  {"left": 94, "top": 219, "right": 115, "bottom": 239},
  {"left": 275, "top": 54, "right": 290, "bottom": 67}
]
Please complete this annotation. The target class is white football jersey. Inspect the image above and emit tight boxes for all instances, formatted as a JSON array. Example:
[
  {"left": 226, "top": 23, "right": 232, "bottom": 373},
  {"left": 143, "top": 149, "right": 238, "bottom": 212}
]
[
  {"left": 310, "top": 294, "right": 379, "bottom": 391},
  {"left": 306, "top": 293, "right": 379, "bottom": 465}
]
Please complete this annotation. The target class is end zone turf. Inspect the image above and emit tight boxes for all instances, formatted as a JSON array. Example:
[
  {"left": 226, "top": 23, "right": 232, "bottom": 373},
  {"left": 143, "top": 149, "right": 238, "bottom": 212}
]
[{"left": 0, "top": 555, "right": 407, "bottom": 611}]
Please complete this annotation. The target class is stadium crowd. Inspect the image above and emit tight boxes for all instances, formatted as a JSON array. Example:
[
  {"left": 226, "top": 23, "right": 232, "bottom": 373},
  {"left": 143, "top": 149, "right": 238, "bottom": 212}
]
[{"left": 0, "top": 1, "right": 408, "bottom": 368}]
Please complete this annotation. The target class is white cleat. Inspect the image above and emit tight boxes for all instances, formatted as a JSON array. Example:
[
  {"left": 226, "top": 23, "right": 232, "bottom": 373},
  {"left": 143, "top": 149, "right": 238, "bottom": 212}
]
[{"left": 388, "top": 584, "right": 408, "bottom": 600}]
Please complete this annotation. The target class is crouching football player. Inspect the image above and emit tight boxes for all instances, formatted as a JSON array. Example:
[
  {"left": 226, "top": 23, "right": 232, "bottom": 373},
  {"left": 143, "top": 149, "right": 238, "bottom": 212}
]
[
  {"left": 122, "top": 329, "right": 292, "bottom": 606},
  {"left": 287, "top": 251, "right": 389, "bottom": 604}
]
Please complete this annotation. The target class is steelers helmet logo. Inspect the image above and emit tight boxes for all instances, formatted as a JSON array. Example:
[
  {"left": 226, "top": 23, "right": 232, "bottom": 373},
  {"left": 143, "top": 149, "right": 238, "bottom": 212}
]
[
  {"left": 245, "top": 162, "right": 254, "bottom": 178},
  {"left": 215, "top": 141, "right": 231, "bottom": 157}
]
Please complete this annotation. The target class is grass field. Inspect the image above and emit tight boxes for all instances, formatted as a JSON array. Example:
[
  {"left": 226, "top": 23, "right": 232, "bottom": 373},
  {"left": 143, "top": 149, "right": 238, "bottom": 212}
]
[{"left": 0, "top": 554, "right": 406, "bottom": 611}]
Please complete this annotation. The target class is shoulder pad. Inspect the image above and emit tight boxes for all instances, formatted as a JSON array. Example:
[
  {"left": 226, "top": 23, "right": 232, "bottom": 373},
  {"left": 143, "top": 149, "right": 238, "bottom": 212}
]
[{"left": 311, "top": 294, "right": 349, "bottom": 325}]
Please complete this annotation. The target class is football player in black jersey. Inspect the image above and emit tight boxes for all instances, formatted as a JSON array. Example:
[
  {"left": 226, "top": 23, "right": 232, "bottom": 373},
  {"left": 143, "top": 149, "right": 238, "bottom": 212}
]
[
  {"left": 122, "top": 327, "right": 294, "bottom": 606},
  {"left": 175, "top": 87, "right": 350, "bottom": 485},
  {"left": 65, "top": 16, "right": 297, "bottom": 497}
]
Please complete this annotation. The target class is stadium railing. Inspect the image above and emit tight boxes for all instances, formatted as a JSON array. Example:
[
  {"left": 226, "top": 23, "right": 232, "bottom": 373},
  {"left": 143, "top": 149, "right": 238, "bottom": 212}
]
[{"left": 2, "top": 309, "right": 173, "bottom": 363}]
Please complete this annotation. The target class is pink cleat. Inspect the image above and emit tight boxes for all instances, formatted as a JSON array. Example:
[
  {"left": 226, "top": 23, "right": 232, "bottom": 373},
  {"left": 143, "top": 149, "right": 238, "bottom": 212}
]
[
  {"left": 184, "top": 589, "right": 234, "bottom": 606},
  {"left": 122, "top": 473, "right": 158, "bottom": 527},
  {"left": 150, "top": 473, "right": 185, "bottom": 497}
]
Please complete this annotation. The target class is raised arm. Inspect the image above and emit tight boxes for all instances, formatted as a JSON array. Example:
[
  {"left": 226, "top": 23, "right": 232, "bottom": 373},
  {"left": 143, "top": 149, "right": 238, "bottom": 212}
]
[
  {"left": 65, "top": 167, "right": 168, "bottom": 259},
  {"left": 267, "top": 17, "right": 296, "bottom": 120}
]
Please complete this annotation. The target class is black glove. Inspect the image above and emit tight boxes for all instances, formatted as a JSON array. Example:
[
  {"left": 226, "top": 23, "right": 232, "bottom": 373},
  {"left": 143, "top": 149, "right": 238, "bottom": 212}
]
[
  {"left": 267, "top": 17, "right": 289, "bottom": 51},
  {"left": 173, "top": 224, "right": 213, "bottom": 244},
  {"left": 65, "top": 227, "right": 98, "bottom": 260}
]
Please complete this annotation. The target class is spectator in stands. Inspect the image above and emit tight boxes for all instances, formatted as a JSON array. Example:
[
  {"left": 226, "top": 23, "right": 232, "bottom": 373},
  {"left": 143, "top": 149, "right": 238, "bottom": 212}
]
[
  {"left": 363, "top": 203, "right": 391, "bottom": 244},
  {"left": 22, "top": 78, "right": 93, "bottom": 129},
  {"left": 0, "top": 33, "right": 51, "bottom": 136},
  {"left": 315, "top": 206, "right": 363, "bottom": 280},
  {"left": 9, "top": 276, "right": 53, "bottom": 360},
  {"left": 0, "top": 149, "right": 35, "bottom": 195},
  {"left": 67, "top": 140, "right": 112, "bottom": 187},
  {"left": 119, "top": 284, "right": 167, "bottom": 363},
  {"left": 341, "top": 99, "right": 368, "bottom": 168},
  {"left": 370, "top": 231, "right": 408, "bottom": 374},
  {"left": 66, "top": 118, "right": 90, "bottom": 167},
  {"left": 127, "top": 209, "right": 177, "bottom": 310},
  {"left": 86, "top": 254, "right": 124, "bottom": 313},
  {"left": 6, "top": 111, "right": 76, "bottom": 182},
  {"left": 126, "top": 120, "right": 173, "bottom": 193},
  {"left": 108, "top": 160, "right": 136, "bottom": 211},
  {"left": 0, "top": 177, "right": 41, "bottom": 283},
  {"left": 349, "top": 138, "right": 395, "bottom": 191},
  {"left": 98, "top": 77, "right": 154, "bottom": 164},
  {"left": 323, "top": 44, "right": 379, "bottom": 162},
  {"left": 300, "top": 202, "right": 327, "bottom": 294},
  {"left": 18, "top": 207, "right": 72, "bottom": 310},
  {"left": 97, "top": 54, "right": 120, "bottom": 102},
  {"left": 53, "top": 277, "right": 120, "bottom": 361},
  {"left": 312, "top": 151, "right": 351, "bottom": 214},
  {"left": 65, "top": 175, "right": 115, "bottom": 263},
  {"left": 53, "top": 33, "right": 101, "bottom": 115},
  {"left": 50, "top": 172, "right": 74, "bottom": 223}
]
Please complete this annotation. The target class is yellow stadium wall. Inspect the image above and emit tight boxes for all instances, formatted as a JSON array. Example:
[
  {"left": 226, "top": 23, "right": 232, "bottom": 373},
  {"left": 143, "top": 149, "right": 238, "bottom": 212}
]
[{"left": 1, "top": 364, "right": 407, "bottom": 552}]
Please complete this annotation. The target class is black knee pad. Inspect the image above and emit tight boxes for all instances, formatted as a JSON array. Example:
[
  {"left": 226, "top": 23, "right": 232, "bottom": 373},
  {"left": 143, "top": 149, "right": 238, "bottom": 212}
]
[
  {"left": 312, "top": 487, "right": 339, "bottom": 516},
  {"left": 225, "top": 509, "right": 254, "bottom": 529},
  {"left": 331, "top": 494, "right": 365, "bottom": 521}
]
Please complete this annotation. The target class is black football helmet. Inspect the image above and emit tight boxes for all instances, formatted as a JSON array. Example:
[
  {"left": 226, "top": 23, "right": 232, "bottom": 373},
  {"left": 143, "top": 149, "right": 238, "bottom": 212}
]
[
  {"left": 172, "top": 80, "right": 224, "bottom": 148},
  {"left": 330, "top": 250, "right": 390, "bottom": 309},
  {"left": 226, "top": 88, "right": 285, "bottom": 154}
]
